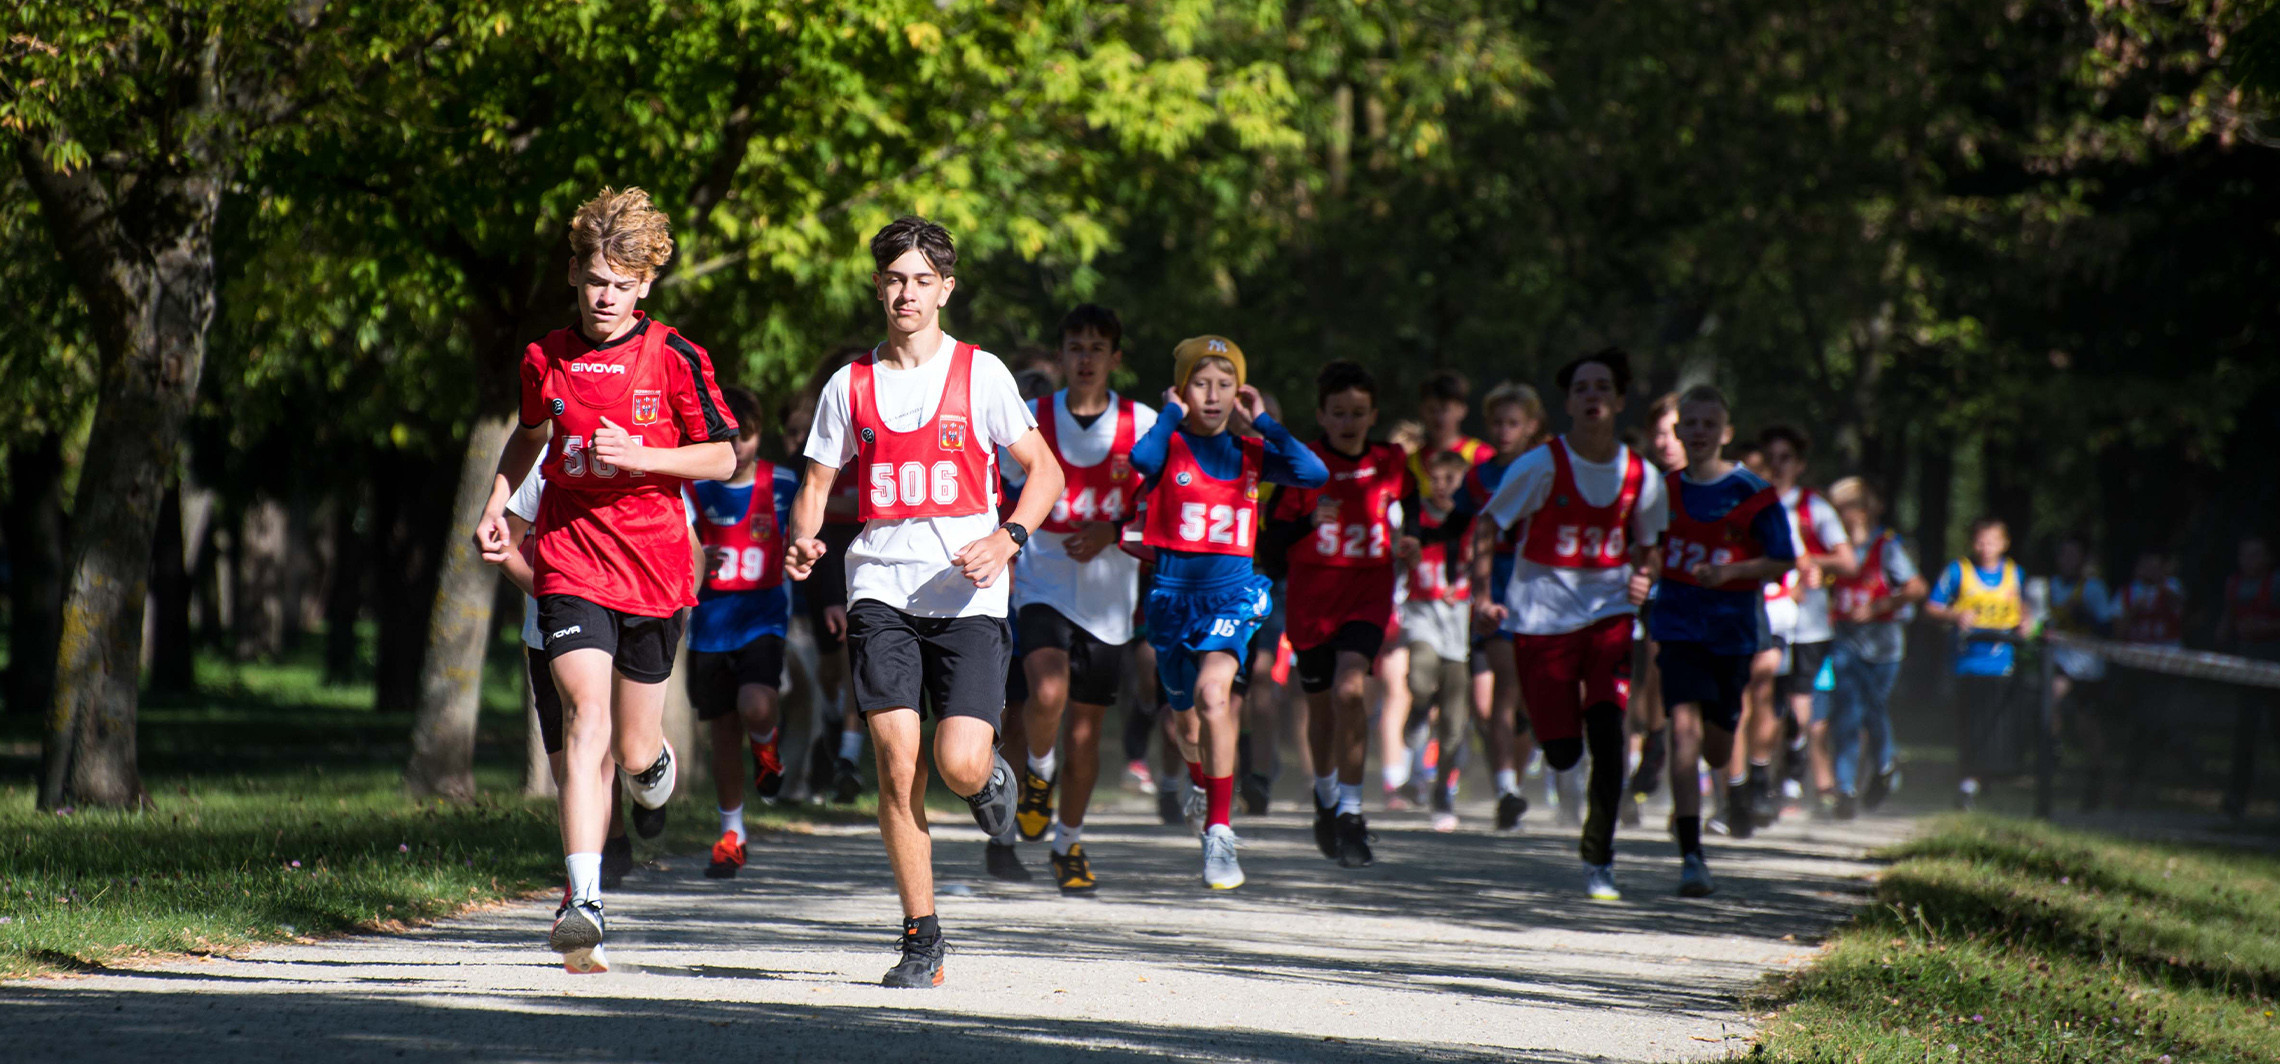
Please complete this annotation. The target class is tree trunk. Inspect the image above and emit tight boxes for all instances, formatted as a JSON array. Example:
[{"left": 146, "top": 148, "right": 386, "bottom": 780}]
[
  {"left": 148, "top": 484, "right": 197, "bottom": 694},
  {"left": 231, "top": 497, "right": 290, "bottom": 661},
  {"left": 405, "top": 414, "right": 516, "bottom": 801},
  {"left": 323, "top": 489, "right": 365, "bottom": 686},
  {"left": 371, "top": 453, "right": 449, "bottom": 713},
  {"left": 1914, "top": 433, "right": 1954, "bottom": 571},
  {"left": 3, "top": 432, "right": 67, "bottom": 717}
]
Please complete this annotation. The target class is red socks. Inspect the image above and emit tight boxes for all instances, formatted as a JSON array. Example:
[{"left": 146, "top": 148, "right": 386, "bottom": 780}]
[
  {"left": 1187, "top": 761, "right": 1206, "bottom": 788},
  {"left": 1205, "top": 774, "right": 1235, "bottom": 828}
]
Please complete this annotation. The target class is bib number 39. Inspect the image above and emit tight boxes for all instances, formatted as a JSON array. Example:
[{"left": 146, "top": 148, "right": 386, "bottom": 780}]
[{"left": 870, "top": 460, "right": 961, "bottom": 507}]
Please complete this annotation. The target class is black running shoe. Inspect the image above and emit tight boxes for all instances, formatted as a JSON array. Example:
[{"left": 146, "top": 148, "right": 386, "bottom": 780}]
[
  {"left": 882, "top": 927, "right": 946, "bottom": 988},
  {"left": 1015, "top": 769, "right": 1054, "bottom": 842},
  {"left": 1749, "top": 769, "right": 1781, "bottom": 830},
  {"left": 1312, "top": 793, "right": 1339, "bottom": 859},
  {"left": 1833, "top": 793, "right": 1858, "bottom": 821},
  {"left": 1496, "top": 792, "right": 1528, "bottom": 832},
  {"left": 549, "top": 899, "right": 608, "bottom": 974},
  {"left": 1240, "top": 772, "right": 1272, "bottom": 816},
  {"left": 1157, "top": 789, "right": 1184, "bottom": 826},
  {"left": 705, "top": 831, "right": 746, "bottom": 879},
  {"left": 1864, "top": 764, "right": 1897, "bottom": 811},
  {"left": 1628, "top": 728, "right": 1667, "bottom": 798},
  {"left": 600, "top": 834, "right": 633, "bottom": 889},
  {"left": 752, "top": 738, "right": 785, "bottom": 802},
  {"left": 965, "top": 753, "right": 1018, "bottom": 840},
  {"left": 1725, "top": 786, "right": 1757, "bottom": 840},
  {"left": 1335, "top": 811, "right": 1374, "bottom": 868},
  {"left": 1050, "top": 844, "right": 1097, "bottom": 895},
  {"left": 832, "top": 757, "right": 864, "bottom": 804},
  {"left": 984, "top": 839, "right": 1030, "bottom": 882},
  {"left": 627, "top": 790, "right": 669, "bottom": 840}
]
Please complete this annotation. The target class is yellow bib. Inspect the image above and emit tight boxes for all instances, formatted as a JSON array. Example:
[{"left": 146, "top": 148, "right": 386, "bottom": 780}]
[{"left": 1955, "top": 559, "right": 2023, "bottom": 631}]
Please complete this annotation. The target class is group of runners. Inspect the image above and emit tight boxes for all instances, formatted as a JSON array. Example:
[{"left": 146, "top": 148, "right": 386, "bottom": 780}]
[{"left": 471, "top": 187, "right": 2255, "bottom": 988}]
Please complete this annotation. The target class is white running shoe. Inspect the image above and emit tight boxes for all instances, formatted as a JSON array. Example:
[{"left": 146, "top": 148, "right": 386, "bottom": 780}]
[
  {"left": 1201, "top": 825, "right": 1245, "bottom": 890},
  {"left": 1182, "top": 782, "right": 1207, "bottom": 837},
  {"left": 1585, "top": 863, "right": 1621, "bottom": 901},
  {"left": 1430, "top": 811, "right": 1459, "bottom": 833},
  {"left": 549, "top": 899, "right": 609, "bottom": 974},
  {"left": 623, "top": 739, "right": 677, "bottom": 810}
]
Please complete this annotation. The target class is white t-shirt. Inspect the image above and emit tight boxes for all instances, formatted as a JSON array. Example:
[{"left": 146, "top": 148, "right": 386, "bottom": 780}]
[
  {"left": 1778, "top": 486, "right": 1849, "bottom": 645},
  {"left": 506, "top": 456, "right": 696, "bottom": 647},
  {"left": 803, "top": 335, "right": 1037, "bottom": 618},
  {"left": 1481, "top": 438, "right": 1669, "bottom": 636},
  {"left": 1002, "top": 390, "right": 1157, "bottom": 644}
]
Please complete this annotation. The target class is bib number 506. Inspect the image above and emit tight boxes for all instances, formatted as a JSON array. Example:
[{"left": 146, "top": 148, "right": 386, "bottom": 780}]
[{"left": 871, "top": 461, "right": 961, "bottom": 507}]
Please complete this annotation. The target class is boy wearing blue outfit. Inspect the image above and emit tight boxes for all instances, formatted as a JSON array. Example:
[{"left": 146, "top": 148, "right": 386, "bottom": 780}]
[
  {"left": 1134, "top": 335, "right": 1328, "bottom": 889},
  {"left": 1924, "top": 519, "right": 2030, "bottom": 809},
  {"left": 1646, "top": 386, "right": 1795, "bottom": 898},
  {"left": 689, "top": 387, "right": 804, "bottom": 878}
]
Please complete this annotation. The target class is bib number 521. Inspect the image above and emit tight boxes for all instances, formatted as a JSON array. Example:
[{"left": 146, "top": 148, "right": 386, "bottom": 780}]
[{"left": 871, "top": 460, "right": 961, "bottom": 507}]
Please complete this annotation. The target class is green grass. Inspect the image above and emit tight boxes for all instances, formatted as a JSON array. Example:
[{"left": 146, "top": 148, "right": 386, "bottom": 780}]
[{"left": 1746, "top": 816, "right": 2280, "bottom": 1063}]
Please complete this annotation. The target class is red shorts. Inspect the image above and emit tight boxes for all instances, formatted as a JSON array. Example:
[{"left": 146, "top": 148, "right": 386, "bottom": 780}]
[
  {"left": 1283, "top": 563, "right": 1397, "bottom": 652},
  {"left": 1511, "top": 615, "right": 1635, "bottom": 744}
]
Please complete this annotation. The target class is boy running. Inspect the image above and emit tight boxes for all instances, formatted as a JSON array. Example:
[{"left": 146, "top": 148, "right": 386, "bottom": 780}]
[
  {"left": 1268, "top": 361, "right": 1413, "bottom": 867},
  {"left": 690, "top": 386, "right": 803, "bottom": 878},
  {"left": 1819, "top": 478, "right": 1925, "bottom": 818},
  {"left": 784, "top": 217, "right": 1064, "bottom": 987},
  {"left": 1751, "top": 426, "right": 1857, "bottom": 827},
  {"left": 1003, "top": 304, "right": 1157, "bottom": 894},
  {"left": 1407, "top": 449, "right": 1480, "bottom": 832},
  {"left": 1924, "top": 519, "right": 2030, "bottom": 809},
  {"left": 2046, "top": 535, "right": 2119, "bottom": 809},
  {"left": 1622, "top": 391, "right": 1688, "bottom": 821},
  {"left": 1134, "top": 336, "right": 1327, "bottom": 889},
  {"left": 473, "top": 188, "right": 739, "bottom": 972},
  {"left": 1456, "top": 381, "right": 1549, "bottom": 830},
  {"left": 1473, "top": 349, "right": 1666, "bottom": 899},
  {"left": 1645, "top": 386, "right": 1795, "bottom": 898}
]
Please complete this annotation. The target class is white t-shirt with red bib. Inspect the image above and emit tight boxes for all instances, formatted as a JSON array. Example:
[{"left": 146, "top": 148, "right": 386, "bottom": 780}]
[
  {"left": 1768, "top": 486, "right": 1848, "bottom": 645},
  {"left": 803, "top": 335, "right": 1036, "bottom": 618},
  {"left": 1002, "top": 390, "right": 1158, "bottom": 645},
  {"left": 1480, "top": 437, "right": 1668, "bottom": 636}
]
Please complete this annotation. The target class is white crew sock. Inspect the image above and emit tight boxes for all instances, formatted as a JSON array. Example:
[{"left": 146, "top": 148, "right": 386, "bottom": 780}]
[
  {"left": 748, "top": 727, "right": 777, "bottom": 747},
  {"left": 1314, "top": 774, "right": 1339, "bottom": 807},
  {"left": 1495, "top": 769, "right": 1521, "bottom": 798},
  {"left": 1052, "top": 820, "right": 1081, "bottom": 855},
  {"left": 1382, "top": 760, "right": 1411, "bottom": 790},
  {"left": 1336, "top": 782, "right": 1364, "bottom": 816},
  {"left": 1028, "top": 748, "right": 1058, "bottom": 782},
  {"left": 837, "top": 730, "right": 864, "bottom": 762},
  {"left": 719, "top": 805, "right": 745, "bottom": 843},
  {"left": 566, "top": 852, "right": 603, "bottom": 906}
]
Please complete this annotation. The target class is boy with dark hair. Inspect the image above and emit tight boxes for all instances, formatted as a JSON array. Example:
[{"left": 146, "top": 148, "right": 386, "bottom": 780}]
[
  {"left": 690, "top": 386, "right": 803, "bottom": 878},
  {"left": 472, "top": 187, "right": 740, "bottom": 972},
  {"left": 1622, "top": 391, "right": 1689, "bottom": 822},
  {"left": 784, "top": 215, "right": 1064, "bottom": 986},
  {"left": 1407, "top": 448, "right": 1480, "bottom": 832},
  {"left": 1268, "top": 359, "right": 1413, "bottom": 867},
  {"left": 1474, "top": 349, "right": 1666, "bottom": 899},
  {"left": 1134, "top": 336, "right": 1327, "bottom": 888},
  {"left": 1645, "top": 385, "right": 1794, "bottom": 898},
  {"left": 1924, "top": 518, "right": 2029, "bottom": 809},
  {"left": 1750, "top": 424, "right": 1856, "bottom": 827},
  {"left": 1002, "top": 303, "right": 1158, "bottom": 893},
  {"left": 1457, "top": 381, "right": 1549, "bottom": 829}
]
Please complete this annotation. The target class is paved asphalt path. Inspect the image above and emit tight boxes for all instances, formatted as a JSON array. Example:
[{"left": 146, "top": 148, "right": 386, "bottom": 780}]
[{"left": 3, "top": 792, "right": 1909, "bottom": 1063}]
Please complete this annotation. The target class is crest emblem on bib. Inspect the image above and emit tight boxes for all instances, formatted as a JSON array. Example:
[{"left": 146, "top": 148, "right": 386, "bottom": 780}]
[
  {"left": 1109, "top": 454, "right": 1132, "bottom": 482},
  {"left": 1243, "top": 471, "right": 1260, "bottom": 500},
  {"left": 631, "top": 390, "right": 663, "bottom": 425},
  {"left": 750, "top": 506, "right": 776, "bottom": 539},
  {"left": 549, "top": 398, "right": 566, "bottom": 417},
  {"left": 938, "top": 414, "right": 968, "bottom": 451}
]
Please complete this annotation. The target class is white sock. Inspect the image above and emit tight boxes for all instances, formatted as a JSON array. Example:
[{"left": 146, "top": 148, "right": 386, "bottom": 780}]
[
  {"left": 1382, "top": 761, "right": 1410, "bottom": 790},
  {"left": 1336, "top": 782, "right": 1363, "bottom": 816},
  {"left": 1314, "top": 774, "right": 1339, "bottom": 807},
  {"left": 566, "top": 852, "right": 602, "bottom": 906},
  {"left": 748, "top": 727, "right": 777, "bottom": 747},
  {"left": 1052, "top": 821, "right": 1080, "bottom": 855},
  {"left": 719, "top": 805, "right": 745, "bottom": 842},
  {"left": 1028, "top": 749, "right": 1058, "bottom": 782},
  {"left": 837, "top": 730, "right": 863, "bottom": 762},
  {"left": 1496, "top": 769, "right": 1521, "bottom": 798}
]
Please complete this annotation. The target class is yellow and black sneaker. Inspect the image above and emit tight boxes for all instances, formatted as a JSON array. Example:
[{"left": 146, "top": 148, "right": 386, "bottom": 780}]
[
  {"left": 1050, "top": 844, "right": 1097, "bottom": 895},
  {"left": 1015, "top": 769, "right": 1055, "bottom": 842}
]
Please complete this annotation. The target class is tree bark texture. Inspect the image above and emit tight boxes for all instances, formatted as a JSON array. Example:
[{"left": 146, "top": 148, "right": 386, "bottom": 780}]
[
  {"left": 371, "top": 454, "right": 450, "bottom": 713},
  {"left": 3, "top": 432, "right": 67, "bottom": 717},
  {"left": 148, "top": 484, "right": 197, "bottom": 693},
  {"left": 323, "top": 490, "right": 365, "bottom": 686},
  {"left": 404, "top": 414, "right": 516, "bottom": 801}
]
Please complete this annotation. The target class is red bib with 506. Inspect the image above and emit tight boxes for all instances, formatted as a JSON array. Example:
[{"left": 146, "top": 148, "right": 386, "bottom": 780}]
[{"left": 849, "top": 343, "right": 995, "bottom": 521}]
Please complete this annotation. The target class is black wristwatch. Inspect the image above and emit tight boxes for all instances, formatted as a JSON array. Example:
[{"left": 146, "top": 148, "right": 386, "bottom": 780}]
[{"left": 1000, "top": 522, "right": 1029, "bottom": 551}]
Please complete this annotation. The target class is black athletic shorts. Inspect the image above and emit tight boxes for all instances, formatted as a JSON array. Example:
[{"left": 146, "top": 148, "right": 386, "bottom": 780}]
[
  {"left": 1778, "top": 640, "right": 1831, "bottom": 699},
  {"left": 803, "top": 521, "right": 863, "bottom": 653},
  {"left": 687, "top": 634, "right": 786, "bottom": 722},
  {"left": 527, "top": 647, "right": 566, "bottom": 756},
  {"left": 1294, "top": 621, "right": 1387, "bottom": 695},
  {"left": 847, "top": 599, "right": 1008, "bottom": 727},
  {"left": 1656, "top": 641, "right": 1751, "bottom": 734},
  {"left": 536, "top": 594, "right": 686, "bottom": 685},
  {"left": 1018, "top": 603, "right": 1127, "bottom": 706}
]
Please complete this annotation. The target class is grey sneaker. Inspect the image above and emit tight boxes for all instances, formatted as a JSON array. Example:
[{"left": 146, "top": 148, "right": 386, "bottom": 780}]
[
  {"left": 1201, "top": 825, "right": 1244, "bottom": 889},
  {"left": 1678, "top": 853, "right": 1715, "bottom": 898},
  {"left": 1586, "top": 862, "right": 1621, "bottom": 901},
  {"left": 1182, "top": 782, "right": 1208, "bottom": 837}
]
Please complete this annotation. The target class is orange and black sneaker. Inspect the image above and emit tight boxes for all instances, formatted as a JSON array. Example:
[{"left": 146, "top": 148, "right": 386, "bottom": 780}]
[
  {"left": 752, "top": 738, "right": 785, "bottom": 803},
  {"left": 1015, "top": 769, "right": 1055, "bottom": 842},
  {"left": 883, "top": 922, "right": 947, "bottom": 988},
  {"left": 1050, "top": 844, "right": 1097, "bottom": 895},
  {"left": 704, "top": 831, "right": 746, "bottom": 879}
]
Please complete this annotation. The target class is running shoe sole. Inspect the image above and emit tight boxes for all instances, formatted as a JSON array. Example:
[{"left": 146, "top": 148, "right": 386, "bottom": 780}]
[{"left": 549, "top": 906, "right": 607, "bottom": 974}]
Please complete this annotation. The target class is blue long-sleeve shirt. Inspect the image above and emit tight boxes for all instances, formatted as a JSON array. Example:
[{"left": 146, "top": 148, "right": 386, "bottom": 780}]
[{"left": 1133, "top": 405, "right": 1327, "bottom": 588}]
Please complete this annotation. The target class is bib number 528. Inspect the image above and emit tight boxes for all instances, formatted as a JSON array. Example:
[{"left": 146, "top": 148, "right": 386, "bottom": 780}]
[{"left": 871, "top": 461, "right": 961, "bottom": 507}]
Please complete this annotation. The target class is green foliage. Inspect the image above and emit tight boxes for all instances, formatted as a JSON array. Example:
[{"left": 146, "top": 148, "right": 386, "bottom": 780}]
[{"left": 1749, "top": 815, "right": 2280, "bottom": 1063}]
